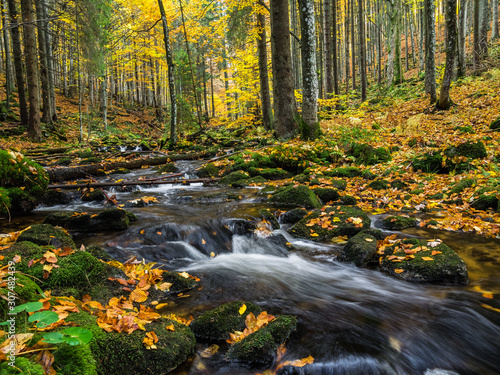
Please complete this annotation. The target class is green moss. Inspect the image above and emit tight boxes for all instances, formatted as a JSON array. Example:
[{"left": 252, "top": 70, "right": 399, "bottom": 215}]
[
  {"left": 292, "top": 174, "right": 310, "bottom": 184},
  {"left": 381, "top": 215, "right": 417, "bottom": 230},
  {"left": 380, "top": 239, "right": 468, "bottom": 284},
  {"left": 197, "top": 163, "right": 220, "bottom": 178},
  {"left": 226, "top": 315, "right": 297, "bottom": 366},
  {"left": 329, "top": 179, "right": 347, "bottom": 191},
  {"left": 361, "top": 169, "right": 377, "bottom": 180},
  {"left": 367, "top": 179, "right": 390, "bottom": 191},
  {"left": 449, "top": 140, "right": 487, "bottom": 159},
  {"left": 161, "top": 271, "right": 199, "bottom": 294},
  {"left": 157, "top": 163, "right": 177, "bottom": 174},
  {"left": 260, "top": 209, "right": 280, "bottom": 230},
  {"left": 254, "top": 168, "right": 292, "bottom": 180},
  {"left": 53, "top": 342, "right": 97, "bottom": 375},
  {"left": 449, "top": 178, "right": 476, "bottom": 194},
  {"left": 324, "top": 166, "right": 362, "bottom": 178},
  {"left": 44, "top": 208, "right": 133, "bottom": 231},
  {"left": 289, "top": 205, "right": 371, "bottom": 242},
  {"left": 190, "top": 301, "right": 262, "bottom": 341},
  {"left": 85, "top": 245, "right": 111, "bottom": 261},
  {"left": 390, "top": 179, "right": 408, "bottom": 190},
  {"left": 313, "top": 188, "right": 340, "bottom": 203},
  {"left": 337, "top": 232, "right": 378, "bottom": 267},
  {"left": 471, "top": 194, "right": 499, "bottom": 211},
  {"left": 490, "top": 115, "right": 500, "bottom": 131},
  {"left": 219, "top": 171, "right": 250, "bottom": 185},
  {"left": 64, "top": 312, "right": 195, "bottom": 375},
  {"left": 349, "top": 143, "right": 391, "bottom": 165},
  {"left": 231, "top": 176, "right": 267, "bottom": 188},
  {"left": 279, "top": 208, "right": 308, "bottom": 224},
  {"left": 270, "top": 185, "right": 322, "bottom": 209},
  {"left": 17, "top": 224, "right": 76, "bottom": 248},
  {"left": 0, "top": 357, "right": 45, "bottom": 375}
]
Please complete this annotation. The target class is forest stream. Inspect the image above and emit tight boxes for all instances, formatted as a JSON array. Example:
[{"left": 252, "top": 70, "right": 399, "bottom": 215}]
[{"left": 7, "top": 160, "right": 500, "bottom": 375}]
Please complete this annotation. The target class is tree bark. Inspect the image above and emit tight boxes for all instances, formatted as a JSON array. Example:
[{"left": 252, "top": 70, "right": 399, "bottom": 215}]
[
  {"left": 298, "top": 0, "right": 319, "bottom": 140},
  {"left": 270, "top": 0, "right": 296, "bottom": 139},
  {"left": 425, "top": 0, "right": 437, "bottom": 103},
  {"left": 35, "top": 0, "right": 51, "bottom": 124},
  {"left": 157, "top": 0, "right": 177, "bottom": 145},
  {"left": 257, "top": 9, "right": 273, "bottom": 131},
  {"left": 358, "top": 0, "right": 366, "bottom": 101},
  {"left": 1, "top": 0, "right": 12, "bottom": 113},
  {"left": 21, "top": 0, "right": 42, "bottom": 141},
  {"left": 458, "top": 0, "right": 468, "bottom": 77},
  {"left": 324, "top": 0, "right": 333, "bottom": 96},
  {"left": 437, "top": 0, "right": 458, "bottom": 109},
  {"left": 351, "top": 0, "right": 356, "bottom": 90},
  {"left": 7, "top": 0, "right": 28, "bottom": 125},
  {"left": 332, "top": 0, "right": 339, "bottom": 95},
  {"left": 493, "top": 0, "right": 499, "bottom": 40}
]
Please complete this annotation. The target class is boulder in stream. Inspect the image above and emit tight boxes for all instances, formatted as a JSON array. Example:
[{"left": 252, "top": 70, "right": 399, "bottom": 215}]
[
  {"left": 17, "top": 223, "right": 76, "bottom": 248},
  {"left": 288, "top": 205, "right": 371, "bottom": 241},
  {"left": 337, "top": 232, "right": 378, "bottom": 267},
  {"left": 190, "top": 301, "right": 262, "bottom": 341},
  {"left": 44, "top": 208, "right": 137, "bottom": 231},
  {"left": 379, "top": 238, "right": 469, "bottom": 284},
  {"left": 226, "top": 315, "right": 297, "bottom": 366},
  {"left": 270, "top": 185, "right": 322, "bottom": 209},
  {"left": 380, "top": 215, "right": 417, "bottom": 230}
]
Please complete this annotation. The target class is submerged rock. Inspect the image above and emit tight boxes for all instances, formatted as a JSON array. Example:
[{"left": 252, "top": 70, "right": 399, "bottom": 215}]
[
  {"left": 44, "top": 208, "right": 137, "bottom": 231},
  {"left": 337, "top": 232, "right": 378, "bottom": 267},
  {"left": 288, "top": 205, "right": 371, "bottom": 242},
  {"left": 270, "top": 185, "right": 322, "bottom": 209},
  {"left": 190, "top": 301, "right": 262, "bottom": 341},
  {"left": 379, "top": 238, "right": 469, "bottom": 284},
  {"left": 226, "top": 315, "right": 297, "bottom": 366}
]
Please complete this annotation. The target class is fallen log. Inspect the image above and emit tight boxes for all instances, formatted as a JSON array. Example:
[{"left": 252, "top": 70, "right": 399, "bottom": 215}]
[
  {"left": 48, "top": 177, "right": 220, "bottom": 189},
  {"left": 25, "top": 147, "right": 71, "bottom": 155},
  {"left": 46, "top": 152, "right": 206, "bottom": 182}
]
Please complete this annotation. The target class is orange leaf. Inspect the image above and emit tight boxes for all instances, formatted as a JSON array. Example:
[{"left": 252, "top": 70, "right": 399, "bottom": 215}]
[
  {"left": 421, "top": 257, "right": 434, "bottom": 261},
  {"left": 166, "top": 324, "right": 175, "bottom": 331},
  {"left": 394, "top": 269, "right": 405, "bottom": 274},
  {"left": 129, "top": 287, "right": 148, "bottom": 303},
  {"left": 431, "top": 250, "right": 442, "bottom": 256}
]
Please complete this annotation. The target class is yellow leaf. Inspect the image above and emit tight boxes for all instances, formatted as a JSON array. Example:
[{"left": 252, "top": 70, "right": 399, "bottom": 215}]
[
  {"left": 210, "top": 252, "right": 215, "bottom": 257},
  {"left": 394, "top": 269, "right": 405, "bottom": 274},
  {"left": 239, "top": 304, "right": 247, "bottom": 315},
  {"left": 310, "top": 233, "right": 319, "bottom": 237},
  {"left": 365, "top": 238, "right": 374, "bottom": 242},
  {"left": 201, "top": 239, "right": 206, "bottom": 245},
  {"left": 178, "top": 272, "right": 190, "bottom": 279},
  {"left": 431, "top": 250, "right": 442, "bottom": 256},
  {"left": 130, "top": 287, "right": 148, "bottom": 303},
  {"left": 155, "top": 303, "right": 169, "bottom": 310},
  {"left": 200, "top": 344, "right": 219, "bottom": 358},
  {"left": 166, "top": 324, "right": 175, "bottom": 331},
  {"left": 421, "top": 257, "right": 434, "bottom": 261}
]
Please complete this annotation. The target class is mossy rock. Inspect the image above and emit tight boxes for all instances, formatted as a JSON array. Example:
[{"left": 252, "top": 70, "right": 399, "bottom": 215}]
[
  {"left": 489, "top": 115, "right": 500, "bottom": 131},
  {"left": 64, "top": 312, "right": 195, "bottom": 375},
  {"left": 470, "top": 194, "right": 499, "bottom": 211},
  {"left": 41, "top": 189, "right": 75, "bottom": 206},
  {"left": 367, "top": 179, "right": 390, "bottom": 191},
  {"left": 81, "top": 189, "right": 105, "bottom": 202},
  {"left": 381, "top": 215, "right": 417, "bottom": 230},
  {"left": 361, "top": 169, "right": 377, "bottom": 180},
  {"left": 4, "top": 242, "right": 110, "bottom": 292},
  {"left": 0, "top": 357, "right": 45, "bottom": 375},
  {"left": 337, "top": 232, "right": 378, "bottom": 267},
  {"left": 270, "top": 185, "right": 322, "bottom": 209},
  {"left": 226, "top": 315, "right": 297, "bottom": 366},
  {"left": 52, "top": 341, "right": 98, "bottom": 375},
  {"left": 260, "top": 209, "right": 280, "bottom": 230},
  {"left": 161, "top": 270, "right": 200, "bottom": 294},
  {"left": 17, "top": 223, "right": 75, "bottom": 248},
  {"left": 313, "top": 188, "right": 340, "bottom": 204},
  {"left": 194, "top": 192, "right": 243, "bottom": 203},
  {"left": 218, "top": 171, "right": 250, "bottom": 185},
  {"left": 348, "top": 143, "right": 392, "bottom": 165},
  {"left": 360, "top": 228, "right": 385, "bottom": 240},
  {"left": 253, "top": 168, "right": 292, "bottom": 180},
  {"left": 324, "top": 166, "right": 362, "bottom": 178},
  {"left": 289, "top": 205, "right": 371, "bottom": 242},
  {"left": 279, "top": 208, "right": 308, "bottom": 225},
  {"left": 77, "top": 148, "right": 93, "bottom": 158},
  {"left": 231, "top": 176, "right": 267, "bottom": 188},
  {"left": 0, "top": 273, "right": 40, "bottom": 315},
  {"left": 339, "top": 195, "right": 358, "bottom": 205},
  {"left": 109, "top": 168, "right": 131, "bottom": 175},
  {"left": 329, "top": 179, "right": 347, "bottom": 191},
  {"left": 447, "top": 140, "right": 487, "bottom": 160},
  {"left": 44, "top": 208, "right": 135, "bottom": 231},
  {"left": 85, "top": 244, "right": 112, "bottom": 261},
  {"left": 190, "top": 301, "right": 262, "bottom": 341},
  {"left": 157, "top": 163, "right": 177, "bottom": 174},
  {"left": 292, "top": 174, "right": 310, "bottom": 184},
  {"left": 412, "top": 151, "right": 445, "bottom": 173},
  {"left": 380, "top": 239, "right": 468, "bottom": 284},
  {"left": 449, "top": 178, "right": 476, "bottom": 195},
  {"left": 197, "top": 163, "right": 220, "bottom": 178},
  {"left": 391, "top": 179, "right": 409, "bottom": 190}
]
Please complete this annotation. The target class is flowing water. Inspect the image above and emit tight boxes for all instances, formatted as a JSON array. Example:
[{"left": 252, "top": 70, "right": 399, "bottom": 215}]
[{"left": 10, "top": 161, "right": 500, "bottom": 374}]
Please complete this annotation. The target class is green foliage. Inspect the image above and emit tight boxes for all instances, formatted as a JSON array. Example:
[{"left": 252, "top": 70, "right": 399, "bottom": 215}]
[
  {"left": 270, "top": 185, "right": 322, "bottom": 209},
  {"left": 0, "top": 357, "right": 44, "bottom": 375}
]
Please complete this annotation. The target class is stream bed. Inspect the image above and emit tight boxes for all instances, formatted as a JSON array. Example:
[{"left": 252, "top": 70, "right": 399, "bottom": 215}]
[{"left": 7, "top": 161, "right": 500, "bottom": 375}]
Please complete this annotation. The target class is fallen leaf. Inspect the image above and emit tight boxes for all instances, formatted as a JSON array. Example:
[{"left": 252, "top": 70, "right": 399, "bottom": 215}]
[
  {"left": 394, "top": 269, "right": 405, "bottom": 273},
  {"left": 421, "top": 257, "right": 434, "bottom": 261}
]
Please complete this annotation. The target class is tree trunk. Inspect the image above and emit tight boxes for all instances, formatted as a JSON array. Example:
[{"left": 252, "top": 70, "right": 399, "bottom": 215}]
[
  {"left": 479, "top": 0, "right": 489, "bottom": 56},
  {"left": 324, "top": 0, "right": 333, "bottom": 96},
  {"left": 425, "top": 0, "right": 437, "bottom": 103},
  {"left": 332, "top": 0, "right": 339, "bottom": 95},
  {"left": 270, "top": 0, "right": 296, "bottom": 139},
  {"left": 492, "top": 0, "right": 499, "bottom": 40},
  {"left": 298, "top": 0, "right": 319, "bottom": 140},
  {"left": 358, "top": 0, "right": 366, "bottom": 101},
  {"left": 7, "top": 0, "right": 28, "bottom": 125},
  {"left": 35, "top": 0, "right": 51, "bottom": 124},
  {"left": 458, "top": 0, "right": 468, "bottom": 77},
  {"left": 437, "top": 0, "right": 458, "bottom": 109},
  {"left": 351, "top": 0, "right": 356, "bottom": 91},
  {"left": 257, "top": 9, "right": 273, "bottom": 131},
  {"left": 345, "top": 0, "right": 350, "bottom": 94},
  {"left": 157, "top": 0, "right": 177, "bottom": 145},
  {"left": 21, "top": 0, "right": 41, "bottom": 141},
  {"left": 1, "top": 0, "right": 12, "bottom": 113}
]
